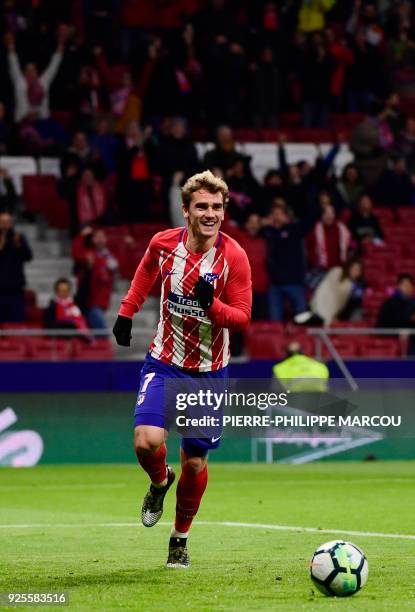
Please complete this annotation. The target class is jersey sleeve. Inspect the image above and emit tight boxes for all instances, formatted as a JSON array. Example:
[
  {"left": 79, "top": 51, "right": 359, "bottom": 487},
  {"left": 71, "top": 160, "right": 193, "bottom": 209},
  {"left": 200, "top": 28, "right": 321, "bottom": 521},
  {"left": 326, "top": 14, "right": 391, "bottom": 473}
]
[
  {"left": 118, "top": 234, "right": 161, "bottom": 318},
  {"left": 207, "top": 245, "right": 252, "bottom": 331}
]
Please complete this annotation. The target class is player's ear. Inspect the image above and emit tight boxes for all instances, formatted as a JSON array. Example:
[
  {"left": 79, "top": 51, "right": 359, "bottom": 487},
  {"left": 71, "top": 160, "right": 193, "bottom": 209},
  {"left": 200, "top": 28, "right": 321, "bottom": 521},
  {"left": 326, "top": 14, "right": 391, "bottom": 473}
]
[{"left": 182, "top": 204, "right": 189, "bottom": 219}]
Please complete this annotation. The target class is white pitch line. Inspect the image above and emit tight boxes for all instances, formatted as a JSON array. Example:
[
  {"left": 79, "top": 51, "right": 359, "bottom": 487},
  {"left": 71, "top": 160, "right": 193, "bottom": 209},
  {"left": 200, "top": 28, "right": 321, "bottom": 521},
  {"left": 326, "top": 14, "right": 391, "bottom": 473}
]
[
  {"left": 0, "top": 483, "right": 127, "bottom": 491},
  {"left": 0, "top": 520, "right": 414, "bottom": 541}
]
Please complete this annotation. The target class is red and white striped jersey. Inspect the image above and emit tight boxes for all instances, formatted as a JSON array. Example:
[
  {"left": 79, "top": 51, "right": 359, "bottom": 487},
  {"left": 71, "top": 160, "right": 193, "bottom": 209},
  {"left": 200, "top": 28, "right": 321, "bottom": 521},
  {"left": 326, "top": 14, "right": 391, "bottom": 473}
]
[{"left": 119, "top": 227, "right": 252, "bottom": 371}]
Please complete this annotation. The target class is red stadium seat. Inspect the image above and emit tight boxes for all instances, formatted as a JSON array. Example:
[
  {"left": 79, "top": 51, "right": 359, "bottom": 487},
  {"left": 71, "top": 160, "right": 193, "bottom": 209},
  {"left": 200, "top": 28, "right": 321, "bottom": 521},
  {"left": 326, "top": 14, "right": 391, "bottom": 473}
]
[
  {"left": 360, "top": 337, "right": 400, "bottom": 358},
  {"left": 26, "top": 338, "right": 74, "bottom": 360},
  {"left": 22, "top": 175, "right": 70, "bottom": 229},
  {"left": 73, "top": 339, "right": 114, "bottom": 360},
  {"left": 245, "top": 322, "right": 285, "bottom": 359},
  {"left": 23, "top": 175, "right": 56, "bottom": 215},
  {"left": 0, "top": 339, "right": 27, "bottom": 360},
  {"left": 322, "top": 336, "right": 361, "bottom": 359}
]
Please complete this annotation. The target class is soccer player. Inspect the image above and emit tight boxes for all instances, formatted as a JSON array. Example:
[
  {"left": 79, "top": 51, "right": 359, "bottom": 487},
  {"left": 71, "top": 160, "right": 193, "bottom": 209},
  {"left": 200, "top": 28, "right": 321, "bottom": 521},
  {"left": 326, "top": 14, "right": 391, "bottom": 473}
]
[{"left": 113, "top": 170, "right": 252, "bottom": 567}]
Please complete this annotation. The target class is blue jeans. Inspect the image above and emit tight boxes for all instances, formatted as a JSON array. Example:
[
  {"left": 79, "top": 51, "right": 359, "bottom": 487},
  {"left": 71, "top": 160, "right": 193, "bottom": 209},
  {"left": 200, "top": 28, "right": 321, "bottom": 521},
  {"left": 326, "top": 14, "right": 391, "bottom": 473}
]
[
  {"left": 269, "top": 284, "right": 307, "bottom": 321},
  {"left": 87, "top": 306, "right": 108, "bottom": 330}
]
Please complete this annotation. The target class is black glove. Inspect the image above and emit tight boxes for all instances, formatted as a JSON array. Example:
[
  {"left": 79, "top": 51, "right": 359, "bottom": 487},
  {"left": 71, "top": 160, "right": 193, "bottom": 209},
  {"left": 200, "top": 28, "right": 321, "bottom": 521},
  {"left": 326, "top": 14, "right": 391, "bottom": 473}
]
[
  {"left": 193, "top": 276, "right": 214, "bottom": 310},
  {"left": 112, "top": 315, "right": 132, "bottom": 347}
]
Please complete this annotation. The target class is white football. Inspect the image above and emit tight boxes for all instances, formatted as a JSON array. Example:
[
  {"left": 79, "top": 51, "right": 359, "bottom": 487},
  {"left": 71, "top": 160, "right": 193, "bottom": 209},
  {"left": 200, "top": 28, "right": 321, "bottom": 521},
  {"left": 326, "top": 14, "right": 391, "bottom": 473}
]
[{"left": 310, "top": 540, "right": 368, "bottom": 597}]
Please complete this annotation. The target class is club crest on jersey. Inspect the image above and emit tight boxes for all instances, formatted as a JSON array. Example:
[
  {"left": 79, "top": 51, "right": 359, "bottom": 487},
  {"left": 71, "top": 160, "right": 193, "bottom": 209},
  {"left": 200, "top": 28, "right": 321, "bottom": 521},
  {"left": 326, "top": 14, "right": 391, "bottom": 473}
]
[{"left": 203, "top": 272, "right": 219, "bottom": 284}]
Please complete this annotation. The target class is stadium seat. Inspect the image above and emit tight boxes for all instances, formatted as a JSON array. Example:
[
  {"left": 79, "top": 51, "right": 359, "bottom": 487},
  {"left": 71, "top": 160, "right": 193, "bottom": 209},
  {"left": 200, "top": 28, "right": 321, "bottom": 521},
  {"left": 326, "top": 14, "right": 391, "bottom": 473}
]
[
  {"left": 22, "top": 175, "right": 70, "bottom": 229},
  {"left": 322, "top": 336, "right": 361, "bottom": 359},
  {"left": 0, "top": 339, "right": 27, "bottom": 360},
  {"left": 39, "top": 157, "right": 61, "bottom": 177},
  {"left": 26, "top": 338, "right": 74, "bottom": 360},
  {"left": 360, "top": 337, "right": 400, "bottom": 358},
  {"left": 73, "top": 338, "right": 114, "bottom": 360},
  {"left": 23, "top": 175, "right": 56, "bottom": 215},
  {"left": 0, "top": 156, "right": 37, "bottom": 194},
  {"left": 245, "top": 322, "right": 285, "bottom": 359}
]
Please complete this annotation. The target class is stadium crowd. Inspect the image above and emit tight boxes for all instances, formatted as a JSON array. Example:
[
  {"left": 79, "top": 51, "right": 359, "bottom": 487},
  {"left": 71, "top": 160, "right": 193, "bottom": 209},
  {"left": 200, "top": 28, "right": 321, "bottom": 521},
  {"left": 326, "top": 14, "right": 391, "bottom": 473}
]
[{"left": 0, "top": 0, "right": 415, "bottom": 356}]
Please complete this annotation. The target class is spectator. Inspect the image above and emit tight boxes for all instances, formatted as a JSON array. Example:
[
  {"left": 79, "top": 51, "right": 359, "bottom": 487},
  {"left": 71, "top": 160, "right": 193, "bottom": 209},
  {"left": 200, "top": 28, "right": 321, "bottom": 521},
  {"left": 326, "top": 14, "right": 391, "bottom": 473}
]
[
  {"left": 310, "top": 260, "right": 364, "bottom": 325},
  {"left": 0, "top": 168, "right": 17, "bottom": 214},
  {"left": 61, "top": 131, "right": 93, "bottom": 177},
  {"left": 89, "top": 117, "right": 119, "bottom": 175},
  {"left": 72, "top": 227, "right": 118, "bottom": 330},
  {"left": 93, "top": 43, "right": 157, "bottom": 133},
  {"left": 398, "top": 116, "right": 415, "bottom": 172},
  {"left": 346, "top": 28, "right": 387, "bottom": 113},
  {"left": 77, "top": 168, "right": 107, "bottom": 227},
  {"left": 308, "top": 204, "right": 351, "bottom": 271},
  {"left": 235, "top": 212, "right": 269, "bottom": 320},
  {"left": 0, "top": 101, "right": 11, "bottom": 154},
  {"left": 262, "top": 201, "right": 319, "bottom": 321},
  {"left": 260, "top": 170, "right": 286, "bottom": 215},
  {"left": 204, "top": 125, "right": 245, "bottom": 173},
  {"left": 373, "top": 156, "right": 414, "bottom": 208},
  {"left": 226, "top": 156, "right": 260, "bottom": 224},
  {"left": 384, "top": 92, "right": 406, "bottom": 141},
  {"left": 5, "top": 27, "right": 67, "bottom": 123},
  {"left": 300, "top": 33, "right": 335, "bottom": 128},
  {"left": 326, "top": 27, "right": 354, "bottom": 111},
  {"left": 349, "top": 194, "right": 384, "bottom": 244},
  {"left": 249, "top": 46, "right": 282, "bottom": 128},
  {"left": 75, "top": 64, "right": 107, "bottom": 130},
  {"left": 376, "top": 273, "right": 415, "bottom": 354},
  {"left": 156, "top": 117, "right": 199, "bottom": 188},
  {"left": 0, "top": 212, "right": 32, "bottom": 323},
  {"left": 278, "top": 136, "right": 339, "bottom": 219},
  {"left": 335, "top": 163, "right": 365, "bottom": 210},
  {"left": 350, "top": 100, "right": 393, "bottom": 186},
  {"left": 58, "top": 161, "right": 81, "bottom": 237},
  {"left": 44, "top": 277, "right": 89, "bottom": 335},
  {"left": 117, "top": 121, "right": 155, "bottom": 222},
  {"left": 377, "top": 273, "right": 415, "bottom": 328},
  {"left": 298, "top": 0, "right": 335, "bottom": 34}
]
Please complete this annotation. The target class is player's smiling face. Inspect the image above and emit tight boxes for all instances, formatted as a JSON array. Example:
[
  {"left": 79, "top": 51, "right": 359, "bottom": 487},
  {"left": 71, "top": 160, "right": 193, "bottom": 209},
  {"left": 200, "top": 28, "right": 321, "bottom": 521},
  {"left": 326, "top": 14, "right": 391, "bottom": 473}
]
[{"left": 183, "top": 189, "right": 225, "bottom": 240}]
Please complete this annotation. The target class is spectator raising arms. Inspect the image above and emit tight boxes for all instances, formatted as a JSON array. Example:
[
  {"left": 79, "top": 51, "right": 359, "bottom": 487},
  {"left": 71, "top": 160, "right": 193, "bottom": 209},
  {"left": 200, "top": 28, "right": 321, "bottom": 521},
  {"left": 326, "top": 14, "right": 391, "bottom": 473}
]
[{"left": 5, "top": 26, "right": 68, "bottom": 123}]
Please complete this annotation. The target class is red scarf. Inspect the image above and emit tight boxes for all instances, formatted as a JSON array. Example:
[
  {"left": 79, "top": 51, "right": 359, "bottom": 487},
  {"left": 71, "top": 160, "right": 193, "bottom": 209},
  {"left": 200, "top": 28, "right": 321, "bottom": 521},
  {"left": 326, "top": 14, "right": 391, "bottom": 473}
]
[
  {"left": 314, "top": 221, "right": 350, "bottom": 268},
  {"left": 77, "top": 182, "right": 106, "bottom": 225},
  {"left": 27, "top": 78, "right": 45, "bottom": 106},
  {"left": 55, "top": 297, "right": 88, "bottom": 331}
]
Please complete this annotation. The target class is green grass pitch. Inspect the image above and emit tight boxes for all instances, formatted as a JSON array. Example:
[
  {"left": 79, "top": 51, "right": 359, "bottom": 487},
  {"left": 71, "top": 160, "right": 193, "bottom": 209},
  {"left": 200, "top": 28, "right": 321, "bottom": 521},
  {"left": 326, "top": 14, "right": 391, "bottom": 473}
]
[{"left": 1, "top": 462, "right": 415, "bottom": 611}]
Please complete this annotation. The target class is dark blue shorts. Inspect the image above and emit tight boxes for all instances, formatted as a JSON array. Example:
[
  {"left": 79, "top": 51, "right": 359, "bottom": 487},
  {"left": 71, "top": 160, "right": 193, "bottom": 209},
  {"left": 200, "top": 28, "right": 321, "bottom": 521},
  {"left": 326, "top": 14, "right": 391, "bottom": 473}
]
[{"left": 134, "top": 354, "right": 228, "bottom": 456}]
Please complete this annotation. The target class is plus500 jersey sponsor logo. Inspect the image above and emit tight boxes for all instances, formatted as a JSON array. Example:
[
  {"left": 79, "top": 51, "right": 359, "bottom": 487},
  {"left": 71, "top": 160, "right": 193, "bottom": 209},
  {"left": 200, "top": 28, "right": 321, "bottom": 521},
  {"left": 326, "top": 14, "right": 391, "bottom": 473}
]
[{"left": 167, "top": 291, "right": 206, "bottom": 317}]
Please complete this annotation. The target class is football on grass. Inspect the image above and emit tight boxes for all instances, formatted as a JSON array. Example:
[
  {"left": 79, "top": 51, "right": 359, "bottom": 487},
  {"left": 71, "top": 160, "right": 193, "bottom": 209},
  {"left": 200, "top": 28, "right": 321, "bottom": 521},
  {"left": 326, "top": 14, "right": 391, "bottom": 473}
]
[{"left": 310, "top": 540, "right": 368, "bottom": 597}]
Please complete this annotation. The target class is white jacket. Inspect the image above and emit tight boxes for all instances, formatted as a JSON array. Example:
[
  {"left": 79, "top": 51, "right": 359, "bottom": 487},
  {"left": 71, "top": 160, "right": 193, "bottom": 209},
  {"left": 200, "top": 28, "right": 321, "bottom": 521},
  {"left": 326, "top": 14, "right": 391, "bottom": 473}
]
[
  {"left": 310, "top": 267, "right": 353, "bottom": 325},
  {"left": 8, "top": 50, "right": 62, "bottom": 122}
]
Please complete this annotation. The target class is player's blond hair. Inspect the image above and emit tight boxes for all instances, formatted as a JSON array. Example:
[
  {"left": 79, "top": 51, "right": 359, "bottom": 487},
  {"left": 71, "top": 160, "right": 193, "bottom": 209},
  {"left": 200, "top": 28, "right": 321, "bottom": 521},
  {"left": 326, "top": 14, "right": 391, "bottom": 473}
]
[{"left": 181, "top": 170, "right": 229, "bottom": 208}]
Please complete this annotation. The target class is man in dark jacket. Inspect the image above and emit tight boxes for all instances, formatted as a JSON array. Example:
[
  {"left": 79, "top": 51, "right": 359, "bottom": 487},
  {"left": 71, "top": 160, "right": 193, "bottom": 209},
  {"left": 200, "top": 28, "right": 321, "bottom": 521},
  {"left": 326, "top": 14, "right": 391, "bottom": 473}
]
[
  {"left": 261, "top": 201, "right": 319, "bottom": 321},
  {"left": 0, "top": 212, "right": 33, "bottom": 322},
  {"left": 377, "top": 274, "right": 415, "bottom": 355}
]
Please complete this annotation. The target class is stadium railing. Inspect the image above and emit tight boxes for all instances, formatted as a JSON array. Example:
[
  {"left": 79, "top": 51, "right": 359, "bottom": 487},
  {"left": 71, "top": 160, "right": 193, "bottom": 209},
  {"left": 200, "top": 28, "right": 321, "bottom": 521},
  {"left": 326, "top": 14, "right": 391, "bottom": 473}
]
[{"left": 307, "top": 327, "right": 415, "bottom": 390}]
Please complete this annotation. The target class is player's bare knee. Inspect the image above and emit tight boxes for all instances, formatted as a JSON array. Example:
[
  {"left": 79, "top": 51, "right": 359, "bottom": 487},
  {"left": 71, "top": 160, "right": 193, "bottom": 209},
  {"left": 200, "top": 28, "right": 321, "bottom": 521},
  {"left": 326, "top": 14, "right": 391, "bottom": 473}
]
[
  {"left": 134, "top": 429, "right": 163, "bottom": 455},
  {"left": 183, "top": 456, "right": 206, "bottom": 475}
]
